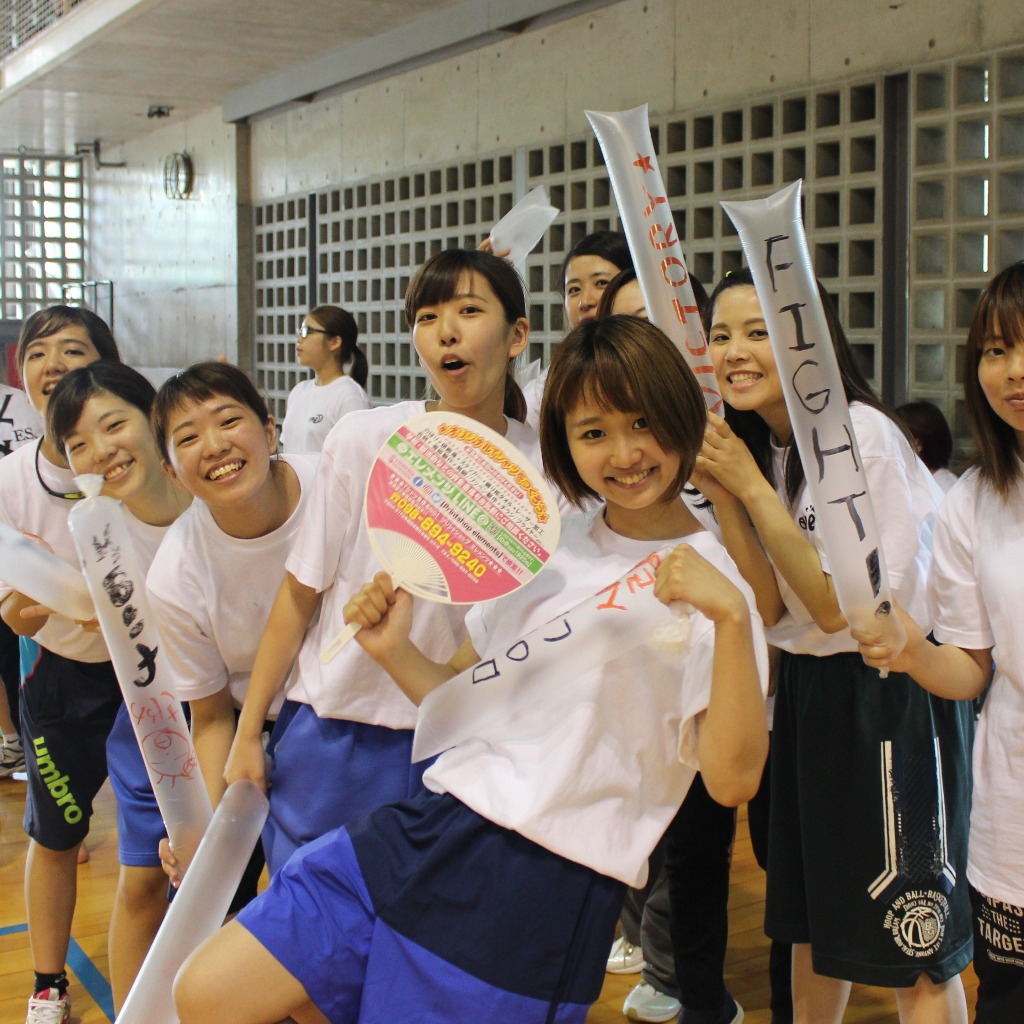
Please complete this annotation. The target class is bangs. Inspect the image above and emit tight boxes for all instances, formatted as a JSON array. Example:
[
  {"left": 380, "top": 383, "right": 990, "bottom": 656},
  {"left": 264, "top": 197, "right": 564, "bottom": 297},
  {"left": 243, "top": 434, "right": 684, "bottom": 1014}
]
[
  {"left": 153, "top": 362, "right": 268, "bottom": 459},
  {"left": 972, "top": 264, "right": 1024, "bottom": 350},
  {"left": 560, "top": 333, "right": 675, "bottom": 452},
  {"left": 404, "top": 251, "right": 473, "bottom": 327}
]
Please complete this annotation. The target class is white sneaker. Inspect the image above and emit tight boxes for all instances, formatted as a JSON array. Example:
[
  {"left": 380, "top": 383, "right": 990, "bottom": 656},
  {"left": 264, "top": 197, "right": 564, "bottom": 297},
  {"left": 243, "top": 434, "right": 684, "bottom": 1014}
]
[
  {"left": 26, "top": 989, "right": 70, "bottom": 1024},
  {"left": 623, "top": 982, "right": 682, "bottom": 1023},
  {"left": 606, "top": 935, "right": 645, "bottom": 974}
]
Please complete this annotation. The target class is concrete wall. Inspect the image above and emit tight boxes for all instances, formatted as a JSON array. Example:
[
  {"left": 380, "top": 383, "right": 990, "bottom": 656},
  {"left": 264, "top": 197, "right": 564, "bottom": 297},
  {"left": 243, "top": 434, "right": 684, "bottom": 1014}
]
[
  {"left": 86, "top": 107, "right": 248, "bottom": 373},
  {"left": 84, "top": 0, "right": 1024, "bottom": 367}
]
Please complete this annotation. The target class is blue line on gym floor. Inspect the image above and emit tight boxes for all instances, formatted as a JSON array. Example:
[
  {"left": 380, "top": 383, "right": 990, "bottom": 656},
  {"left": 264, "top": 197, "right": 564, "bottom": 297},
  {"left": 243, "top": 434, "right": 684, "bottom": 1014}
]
[{"left": 1, "top": 922, "right": 115, "bottom": 1021}]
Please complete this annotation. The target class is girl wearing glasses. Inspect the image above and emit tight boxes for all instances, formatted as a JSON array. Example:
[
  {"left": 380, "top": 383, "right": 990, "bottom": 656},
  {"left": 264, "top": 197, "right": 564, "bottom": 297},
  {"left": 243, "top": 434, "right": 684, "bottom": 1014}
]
[{"left": 280, "top": 306, "right": 371, "bottom": 454}]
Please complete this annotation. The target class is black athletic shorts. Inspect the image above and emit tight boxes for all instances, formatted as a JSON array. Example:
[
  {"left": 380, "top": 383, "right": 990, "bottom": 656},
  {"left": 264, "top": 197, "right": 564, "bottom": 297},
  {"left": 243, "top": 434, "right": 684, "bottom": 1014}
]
[
  {"left": 20, "top": 643, "right": 121, "bottom": 850},
  {"left": 765, "top": 650, "right": 974, "bottom": 987}
]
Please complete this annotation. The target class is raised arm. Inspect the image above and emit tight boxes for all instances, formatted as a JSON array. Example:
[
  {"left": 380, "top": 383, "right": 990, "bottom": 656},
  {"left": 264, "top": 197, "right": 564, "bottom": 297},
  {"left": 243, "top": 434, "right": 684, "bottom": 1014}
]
[
  {"left": 690, "top": 461, "right": 785, "bottom": 627},
  {"left": 653, "top": 545, "right": 768, "bottom": 806},
  {"left": 344, "top": 572, "right": 479, "bottom": 705},
  {"left": 698, "top": 414, "right": 845, "bottom": 633},
  {"left": 854, "top": 604, "right": 993, "bottom": 701}
]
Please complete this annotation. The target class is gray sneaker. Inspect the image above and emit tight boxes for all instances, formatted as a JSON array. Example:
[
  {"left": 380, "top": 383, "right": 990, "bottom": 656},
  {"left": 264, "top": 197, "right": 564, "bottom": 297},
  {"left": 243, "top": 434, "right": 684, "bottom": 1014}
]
[{"left": 0, "top": 737, "right": 26, "bottom": 778}]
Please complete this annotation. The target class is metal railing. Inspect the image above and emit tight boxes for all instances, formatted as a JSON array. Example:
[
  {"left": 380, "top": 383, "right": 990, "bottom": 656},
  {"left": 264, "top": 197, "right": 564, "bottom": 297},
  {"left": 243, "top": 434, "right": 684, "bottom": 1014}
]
[{"left": 1, "top": 0, "right": 85, "bottom": 62}]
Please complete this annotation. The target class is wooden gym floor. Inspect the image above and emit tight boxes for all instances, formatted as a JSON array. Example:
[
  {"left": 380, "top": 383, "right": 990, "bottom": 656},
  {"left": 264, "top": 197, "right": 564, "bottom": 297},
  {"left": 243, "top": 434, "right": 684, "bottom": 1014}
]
[{"left": 0, "top": 776, "right": 977, "bottom": 1023}]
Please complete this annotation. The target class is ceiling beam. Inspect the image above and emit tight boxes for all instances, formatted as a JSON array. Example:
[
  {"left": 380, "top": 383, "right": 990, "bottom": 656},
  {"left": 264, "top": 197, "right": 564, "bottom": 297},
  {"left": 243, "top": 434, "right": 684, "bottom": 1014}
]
[{"left": 222, "top": 0, "right": 620, "bottom": 123}]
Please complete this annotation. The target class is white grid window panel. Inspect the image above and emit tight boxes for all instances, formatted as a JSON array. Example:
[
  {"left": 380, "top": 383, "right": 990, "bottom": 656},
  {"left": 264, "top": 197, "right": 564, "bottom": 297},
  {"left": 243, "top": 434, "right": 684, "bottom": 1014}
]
[
  {"left": 255, "top": 81, "right": 884, "bottom": 416},
  {"left": 254, "top": 47, "right": 1024, "bottom": 442},
  {"left": 0, "top": 155, "right": 85, "bottom": 320},
  {"left": 909, "top": 46, "right": 1024, "bottom": 443},
  {"left": 1, "top": 0, "right": 86, "bottom": 61},
  {"left": 253, "top": 195, "right": 310, "bottom": 416}
]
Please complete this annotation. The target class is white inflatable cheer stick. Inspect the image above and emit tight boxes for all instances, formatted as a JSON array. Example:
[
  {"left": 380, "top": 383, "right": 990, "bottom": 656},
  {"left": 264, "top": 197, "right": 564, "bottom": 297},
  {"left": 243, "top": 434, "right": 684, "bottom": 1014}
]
[
  {"left": 0, "top": 521, "right": 94, "bottom": 621},
  {"left": 119, "top": 781, "right": 270, "bottom": 1024},
  {"left": 68, "top": 475, "right": 213, "bottom": 864}
]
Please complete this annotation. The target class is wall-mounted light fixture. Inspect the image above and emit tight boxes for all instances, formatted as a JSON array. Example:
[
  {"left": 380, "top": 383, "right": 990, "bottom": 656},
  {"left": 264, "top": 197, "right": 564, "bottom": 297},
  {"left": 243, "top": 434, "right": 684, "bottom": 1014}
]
[{"left": 163, "top": 152, "right": 194, "bottom": 199}]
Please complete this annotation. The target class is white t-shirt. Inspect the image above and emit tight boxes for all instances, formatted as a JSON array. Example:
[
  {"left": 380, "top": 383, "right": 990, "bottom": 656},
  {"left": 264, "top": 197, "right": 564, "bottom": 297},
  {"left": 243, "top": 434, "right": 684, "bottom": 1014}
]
[
  {"left": 0, "top": 442, "right": 172, "bottom": 662},
  {"left": 763, "top": 404, "right": 939, "bottom": 655},
  {"left": 522, "top": 369, "right": 548, "bottom": 432},
  {"left": 423, "top": 508, "right": 769, "bottom": 887},
  {"left": 146, "top": 454, "right": 318, "bottom": 715},
  {"left": 928, "top": 467, "right": 1024, "bottom": 906},
  {"left": 280, "top": 375, "right": 371, "bottom": 454},
  {"left": 0, "top": 384, "right": 43, "bottom": 457},
  {"left": 285, "top": 402, "right": 546, "bottom": 727},
  {"left": 0, "top": 442, "right": 108, "bottom": 661},
  {"left": 933, "top": 467, "right": 958, "bottom": 494}
]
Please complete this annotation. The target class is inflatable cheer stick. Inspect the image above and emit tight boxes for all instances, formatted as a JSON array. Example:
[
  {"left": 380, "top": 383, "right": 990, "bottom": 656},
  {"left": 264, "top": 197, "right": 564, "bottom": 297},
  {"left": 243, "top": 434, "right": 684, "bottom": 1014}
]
[
  {"left": 0, "top": 521, "right": 94, "bottom": 621},
  {"left": 119, "top": 781, "right": 269, "bottom": 1024},
  {"left": 68, "top": 475, "right": 213, "bottom": 864},
  {"left": 587, "top": 104, "right": 723, "bottom": 413},
  {"left": 720, "top": 181, "right": 906, "bottom": 667}
]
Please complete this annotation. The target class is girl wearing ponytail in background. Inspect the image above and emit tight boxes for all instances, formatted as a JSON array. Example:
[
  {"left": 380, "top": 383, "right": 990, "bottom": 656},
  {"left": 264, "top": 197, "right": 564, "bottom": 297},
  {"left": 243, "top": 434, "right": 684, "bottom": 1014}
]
[{"left": 280, "top": 305, "right": 371, "bottom": 454}]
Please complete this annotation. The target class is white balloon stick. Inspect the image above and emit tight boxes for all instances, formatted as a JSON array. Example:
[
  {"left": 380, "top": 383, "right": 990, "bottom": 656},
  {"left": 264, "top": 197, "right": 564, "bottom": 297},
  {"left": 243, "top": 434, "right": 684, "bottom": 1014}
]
[
  {"left": 119, "top": 781, "right": 269, "bottom": 1024},
  {"left": 68, "top": 476, "right": 213, "bottom": 865},
  {"left": 587, "top": 104, "right": 723, "bottom": 414},
  {"left": 720, "top": 181, "right": 907, "bottom": 663},
  {"left": 0, "top": 521, "right": 94, "bottom": 621}
]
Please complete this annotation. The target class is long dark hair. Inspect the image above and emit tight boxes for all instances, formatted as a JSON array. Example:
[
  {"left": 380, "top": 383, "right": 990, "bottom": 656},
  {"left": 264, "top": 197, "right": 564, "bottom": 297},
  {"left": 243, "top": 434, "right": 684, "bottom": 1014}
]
[
  {"left": 307, "top": 305, "right": 368, "bottom": 388},
  {"left": 47, "top": 362, "right": 156, "bottom": 450},
  {"left": 404, "top": 248, "right": 528, "bottom": 422},
  {"left": 963, "top": 261, "right": 1024, "bottom": 498},
  {"left": 707, "top": 268, "right": 901, "bottom": 506}
]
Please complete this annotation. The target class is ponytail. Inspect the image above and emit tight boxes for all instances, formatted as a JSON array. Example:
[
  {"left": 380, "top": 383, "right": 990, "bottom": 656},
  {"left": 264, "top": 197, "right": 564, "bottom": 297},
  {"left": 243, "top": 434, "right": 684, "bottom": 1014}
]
[
  {"left": 504, "top": 371, "right": 526, "bottom": 422},
  {"left": 345, "top": 342, "right": 369, "bottom": 389}
]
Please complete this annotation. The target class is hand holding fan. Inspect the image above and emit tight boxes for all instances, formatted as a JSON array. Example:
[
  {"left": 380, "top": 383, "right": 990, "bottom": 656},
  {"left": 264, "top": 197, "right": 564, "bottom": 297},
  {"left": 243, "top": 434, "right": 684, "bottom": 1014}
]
[{"left": 320, "top": 410, "right": 560, "bottom": 662}]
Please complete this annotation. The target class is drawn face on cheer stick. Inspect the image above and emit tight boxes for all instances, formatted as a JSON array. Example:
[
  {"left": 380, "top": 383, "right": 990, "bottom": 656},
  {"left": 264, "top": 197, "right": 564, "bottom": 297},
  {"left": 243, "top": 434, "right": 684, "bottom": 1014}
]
[{"left": 320, "top": 410, "right": 561, "bottom": 662}]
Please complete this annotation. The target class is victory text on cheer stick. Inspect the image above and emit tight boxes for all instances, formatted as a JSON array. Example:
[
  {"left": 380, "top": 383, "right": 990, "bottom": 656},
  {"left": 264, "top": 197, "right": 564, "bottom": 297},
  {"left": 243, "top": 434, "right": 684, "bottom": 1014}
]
[{"left": 320, "top": 411, "right": 561, "bottom": 662}]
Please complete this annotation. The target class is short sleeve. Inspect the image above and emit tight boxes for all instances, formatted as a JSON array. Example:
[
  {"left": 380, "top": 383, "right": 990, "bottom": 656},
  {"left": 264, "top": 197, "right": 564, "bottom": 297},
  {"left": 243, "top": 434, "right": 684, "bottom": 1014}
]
[
  {"left": 285, "top": 431, "right": 354, "bottom": 592},
  {"left": 852, "top": 407, "right": 931, "bottom": 586},
  {"left": 929, "top": 477, "right": 992, "bottom": 650},
  {"left": 147, "top": 579, "right": 229, "bottom": 702}
]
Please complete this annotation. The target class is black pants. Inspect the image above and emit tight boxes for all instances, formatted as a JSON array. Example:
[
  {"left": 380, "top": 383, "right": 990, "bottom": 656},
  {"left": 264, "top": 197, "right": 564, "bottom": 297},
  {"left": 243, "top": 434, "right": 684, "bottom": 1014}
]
[
  {"left": 971, "top": 884, "right": 1024, "bottom": 1024},
  {"left": 663, "top": 772, "right": 737, "bottom": 1014}
]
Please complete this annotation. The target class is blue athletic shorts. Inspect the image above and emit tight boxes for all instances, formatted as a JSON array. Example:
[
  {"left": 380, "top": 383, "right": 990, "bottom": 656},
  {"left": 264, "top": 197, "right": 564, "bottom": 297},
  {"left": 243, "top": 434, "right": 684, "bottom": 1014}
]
[
  {"left": 239, "top": 790, "right": 625, "bottom": 1024},
  {"left": 262, "top": 700, "right": 430, "bottom": 876},
  {"left": 106, "top": 702, "right": 167, "bottom": 867}
]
